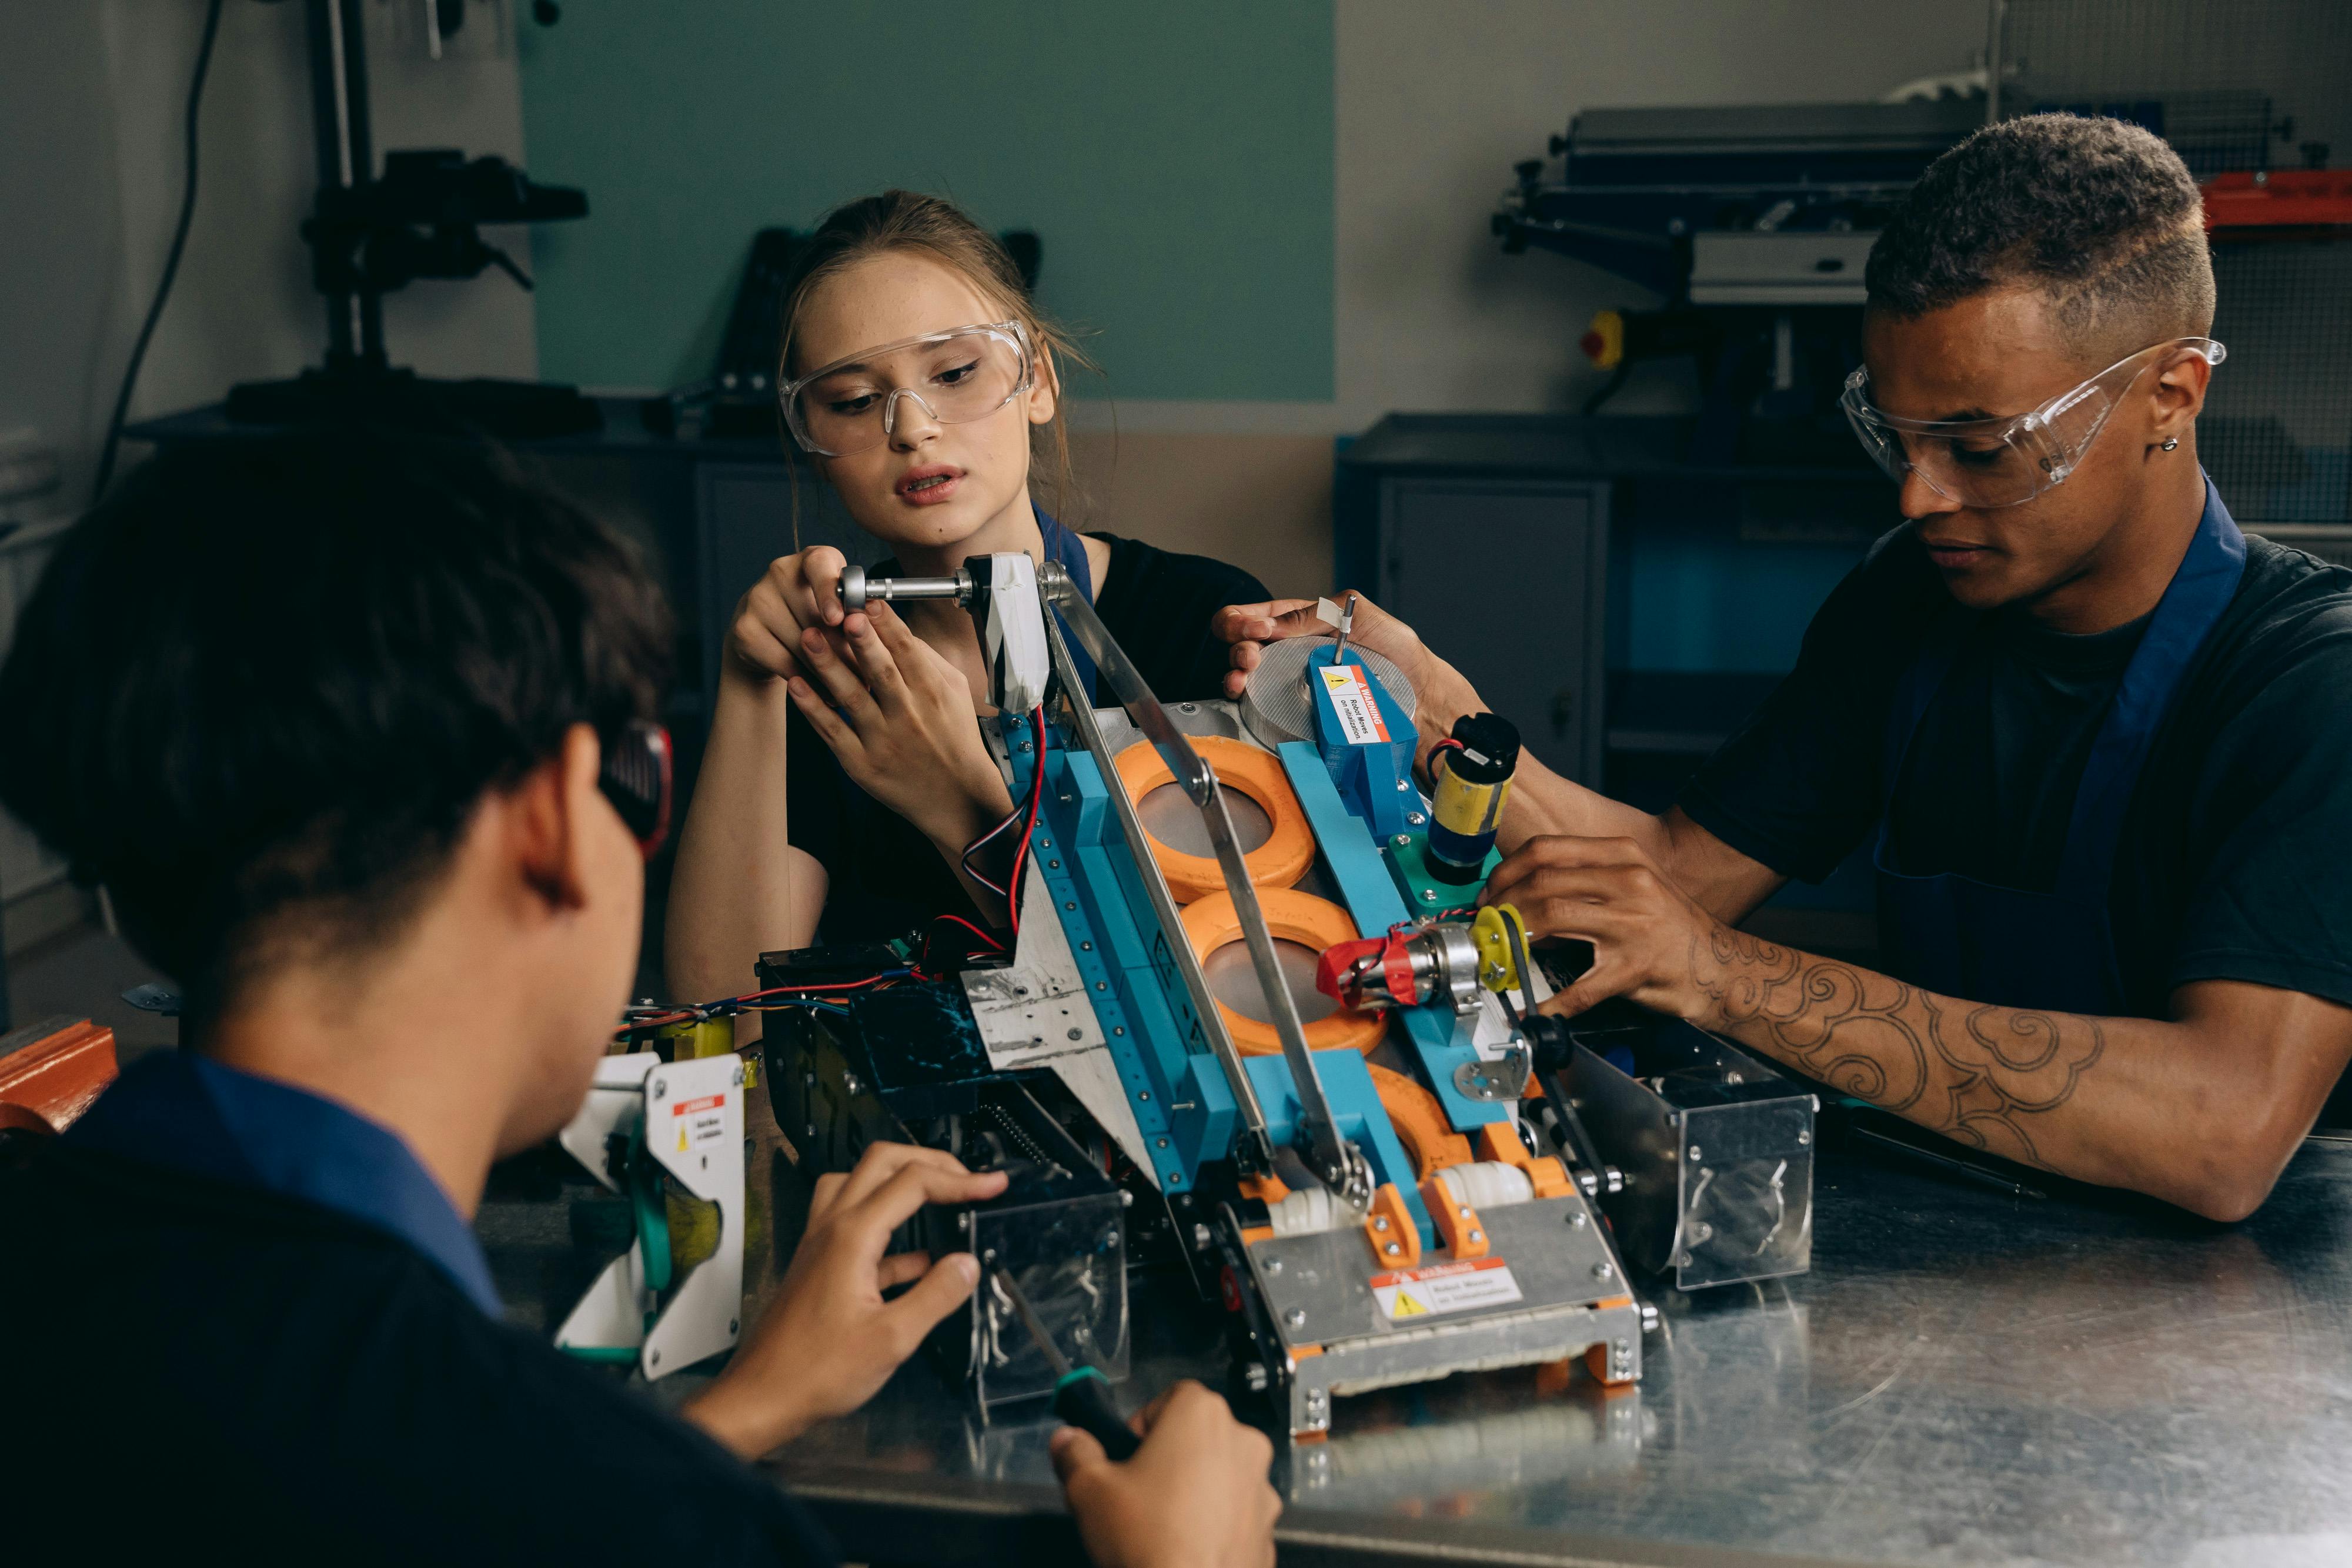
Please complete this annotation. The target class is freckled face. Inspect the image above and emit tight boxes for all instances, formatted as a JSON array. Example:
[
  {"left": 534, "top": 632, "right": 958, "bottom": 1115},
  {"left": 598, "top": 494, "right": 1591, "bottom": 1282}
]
[{"left": 789, "top": 251, "right": 1054, "bottom": 553}]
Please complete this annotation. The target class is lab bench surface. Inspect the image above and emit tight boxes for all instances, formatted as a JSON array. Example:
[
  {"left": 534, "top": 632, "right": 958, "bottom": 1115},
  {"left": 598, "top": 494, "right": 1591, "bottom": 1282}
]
[{"left": 479, "top": 1130, "right": 2352, "bottom": 1568}]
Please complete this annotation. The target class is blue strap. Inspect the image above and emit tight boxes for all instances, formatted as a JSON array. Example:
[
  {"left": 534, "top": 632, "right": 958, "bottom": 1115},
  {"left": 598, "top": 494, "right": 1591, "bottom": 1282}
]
[{"left": 1038, "top": 509, "right": 1099, "bottom": 704}]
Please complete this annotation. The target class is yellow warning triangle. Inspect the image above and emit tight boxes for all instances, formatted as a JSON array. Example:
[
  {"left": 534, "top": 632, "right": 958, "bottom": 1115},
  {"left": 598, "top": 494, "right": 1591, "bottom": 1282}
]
[
  {"left": 1391, "top": 1291, "right": 1429, "bottom": 1317},
  {"left": 677, "top": 1126, "right": 690, "bottom": 1153}
]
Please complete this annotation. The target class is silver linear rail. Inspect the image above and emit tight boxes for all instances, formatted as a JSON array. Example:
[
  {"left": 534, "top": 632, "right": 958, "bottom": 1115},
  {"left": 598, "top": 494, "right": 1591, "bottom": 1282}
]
[{"left": 1038, "top": 564, "right": 1370, "bottom": 1211}]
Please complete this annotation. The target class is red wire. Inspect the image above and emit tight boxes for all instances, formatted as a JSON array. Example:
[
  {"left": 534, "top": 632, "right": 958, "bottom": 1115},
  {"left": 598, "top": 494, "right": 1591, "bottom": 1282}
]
[
  {"left": 1005, "top": 707, "right": 1048, "bottom": 939},
  {"left": 932, "top": 913, "right": 1006, "bottom": 953}
]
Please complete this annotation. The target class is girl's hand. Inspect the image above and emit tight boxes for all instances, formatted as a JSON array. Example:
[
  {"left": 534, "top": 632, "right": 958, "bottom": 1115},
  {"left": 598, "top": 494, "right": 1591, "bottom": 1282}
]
[
  {"left": 729, "top": 546, "right": 854, "bottom": 682},
  {"left": 786, "top": 601, "right": 1015, "bottom": 847}
]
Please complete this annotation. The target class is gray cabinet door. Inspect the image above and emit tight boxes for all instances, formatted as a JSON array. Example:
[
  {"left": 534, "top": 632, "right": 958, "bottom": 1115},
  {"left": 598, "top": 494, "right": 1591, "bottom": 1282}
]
[
  {"left": 1379, "top": 479, "right": 1609, "bottom": 784},
  {"left": 695, "top": 465, "right": 886, "bottom": 701}
]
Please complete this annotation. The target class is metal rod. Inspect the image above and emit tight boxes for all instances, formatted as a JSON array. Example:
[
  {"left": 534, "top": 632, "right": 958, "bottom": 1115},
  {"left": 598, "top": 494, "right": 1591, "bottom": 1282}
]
[
  {"left": 1040, "top": 564, "right": 1369, "bottom": 1210},
  {"left": 1034, "top": 596, "right": 1278, "bottom": 1177},
  {"left": 840, "top": 563, "right": 968, "bottom": 608}
]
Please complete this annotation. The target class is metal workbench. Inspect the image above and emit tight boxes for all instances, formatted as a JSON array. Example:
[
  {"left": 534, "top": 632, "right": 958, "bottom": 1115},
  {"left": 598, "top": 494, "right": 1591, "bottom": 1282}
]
[{"left": 478, "top": 1124, "right": 2352, "bottom": 1568}]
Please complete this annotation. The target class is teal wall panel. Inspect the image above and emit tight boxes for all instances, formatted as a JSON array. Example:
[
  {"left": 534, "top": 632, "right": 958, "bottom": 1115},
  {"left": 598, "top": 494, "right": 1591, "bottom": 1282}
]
[{"left": 517, "top": 2, "right": 1334, "bottom": 399}]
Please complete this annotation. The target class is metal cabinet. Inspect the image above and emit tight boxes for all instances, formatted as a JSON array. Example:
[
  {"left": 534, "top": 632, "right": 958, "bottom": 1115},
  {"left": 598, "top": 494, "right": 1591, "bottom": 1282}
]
[{"left": 1375, "top": 479, "right": 1609, "bottom": 784}]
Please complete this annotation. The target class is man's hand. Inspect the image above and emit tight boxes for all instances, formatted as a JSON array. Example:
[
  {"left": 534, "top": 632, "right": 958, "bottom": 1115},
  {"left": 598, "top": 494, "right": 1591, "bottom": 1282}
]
[
  {"left": 784, "top": 601, "right": 1014, "bottom": 850},
  {"left": 1211, "top": 591, "right": 1451, "bottom": 707},
  {"left": 1481, "top": 834, "right": 1729, "bottom": 1025},
  {"left": 1050, "top": 1381, "right": 1279, "bottom": 1568},
  {"left": 681, "top": 1142, "right": 1007, "bottom": 1459},
  {"left": 728, "top": 546, "right": 854, "bottom": 683}
]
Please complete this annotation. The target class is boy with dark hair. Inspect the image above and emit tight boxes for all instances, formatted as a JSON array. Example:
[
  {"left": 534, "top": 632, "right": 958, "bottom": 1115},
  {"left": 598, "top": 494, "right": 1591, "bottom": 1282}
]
[
  {"left": 0, "top": 430, "right": 1278, "bottom": 1567},
  {"left": 1222, "top": 113, "right": 2352, "bottom": 1222}
]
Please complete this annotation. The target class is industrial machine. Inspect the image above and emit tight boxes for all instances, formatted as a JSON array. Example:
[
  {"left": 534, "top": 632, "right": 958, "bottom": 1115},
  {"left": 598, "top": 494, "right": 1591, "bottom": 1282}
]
[{"left": 750, "top": 556, "right": 1815, "bottom": 1439}]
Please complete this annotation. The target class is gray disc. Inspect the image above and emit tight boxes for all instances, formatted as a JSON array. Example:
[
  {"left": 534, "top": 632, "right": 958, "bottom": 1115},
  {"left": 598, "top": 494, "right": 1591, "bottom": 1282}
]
[{"left": 1241, "top": 635, "right": 1417, "bottom": 748}]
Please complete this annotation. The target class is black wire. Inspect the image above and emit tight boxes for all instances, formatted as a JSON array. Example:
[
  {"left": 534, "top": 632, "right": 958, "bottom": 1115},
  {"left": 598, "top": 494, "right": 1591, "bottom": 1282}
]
[{"left": 92, "top": 0, "right": 228, "bottom": 506}]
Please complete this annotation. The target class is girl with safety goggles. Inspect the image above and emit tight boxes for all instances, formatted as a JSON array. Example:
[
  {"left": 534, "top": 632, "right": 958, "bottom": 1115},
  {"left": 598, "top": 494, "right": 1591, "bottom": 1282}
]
[{"left": 665, "top": 190, "right": 1268, "bottom": 1026}]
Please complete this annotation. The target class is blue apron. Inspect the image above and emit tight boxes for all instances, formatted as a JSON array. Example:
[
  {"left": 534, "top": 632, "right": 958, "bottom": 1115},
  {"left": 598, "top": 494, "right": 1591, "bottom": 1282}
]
[
  {"left": 1038, "top": 510, "right": 1100, "bottom": 705},
  {"left": 1874, "top": 481, "right": 2245, "bottom": 1015}
]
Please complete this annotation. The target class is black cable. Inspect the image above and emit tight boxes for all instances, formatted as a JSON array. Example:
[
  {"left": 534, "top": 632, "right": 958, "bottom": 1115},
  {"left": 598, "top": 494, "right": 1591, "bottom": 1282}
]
[{"left": 92, "top": 0, "right": 228, "bottom": 506}]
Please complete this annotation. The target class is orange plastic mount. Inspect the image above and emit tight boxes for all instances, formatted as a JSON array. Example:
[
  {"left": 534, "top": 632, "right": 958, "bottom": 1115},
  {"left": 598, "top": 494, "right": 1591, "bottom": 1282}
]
[
  {"left": 1419, "top": 1176, "right": 1489, "bottom": 1261},
  {"left": 1368, "top": 1063, "right": 1474, "bottom": 1178},
  {"left": 1181, "top": 890, "right": 1387, "bottom": 1057},
  {"left": 1115, "top": 736, "right": 1315, "bottom": 902},
  {"left": 1363, "top": 1181, "right": 1421, "bottom": 1270}
]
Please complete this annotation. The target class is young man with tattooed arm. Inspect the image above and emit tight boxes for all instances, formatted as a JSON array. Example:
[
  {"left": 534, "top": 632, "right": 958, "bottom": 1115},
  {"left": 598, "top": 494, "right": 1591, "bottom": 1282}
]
[{"left": 1220, "top": 116, "right": 2352, "bottom": 1224}]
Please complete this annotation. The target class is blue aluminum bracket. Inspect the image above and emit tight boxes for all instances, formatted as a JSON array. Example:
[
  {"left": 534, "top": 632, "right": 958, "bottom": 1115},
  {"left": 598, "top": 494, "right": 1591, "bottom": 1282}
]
[
  {"left": 1011, "top": 720, "right": 1234, "bottom": 1193},
  {"left": 1244, "top": 1049, "right": 1435, "bottom": 1251},
  {"left": 1306, "top": 646, "right": 1418, "bottom": 838},
  {"left": 1277, "top": 741, "right": 1507, "bottom": 1135}
]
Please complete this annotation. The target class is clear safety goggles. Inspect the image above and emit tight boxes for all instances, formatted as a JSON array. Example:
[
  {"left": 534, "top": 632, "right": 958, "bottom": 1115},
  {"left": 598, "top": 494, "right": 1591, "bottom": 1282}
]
[
  {"left": 1840, "top": 336, "right": 2226, "bottom": 508},
  {"left": 780, "top": 320, "right": 1034, "bottom": 457}
]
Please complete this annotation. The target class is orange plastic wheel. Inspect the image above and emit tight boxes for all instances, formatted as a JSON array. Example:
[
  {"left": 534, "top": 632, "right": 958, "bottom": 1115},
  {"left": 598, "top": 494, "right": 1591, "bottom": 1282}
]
[
  {"left": 1180, "top": 888, "right": 1387, "bottom": 1056},
  {"left": 1115, "top": 737, "right": 1315, "bottom": 903}
]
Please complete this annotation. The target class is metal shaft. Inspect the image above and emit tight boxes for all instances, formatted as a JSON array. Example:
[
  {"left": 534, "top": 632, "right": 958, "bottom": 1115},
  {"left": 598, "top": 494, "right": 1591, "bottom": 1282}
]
[
  {"left": 1040, "top": 564, "right": 1371, "bottom": 1211},
  {"left": 839, "top": 563, "right": 968, "bottom": 610},
  {"left": 1035, "top": 599, "right": 1279, "bottom": 1177}
]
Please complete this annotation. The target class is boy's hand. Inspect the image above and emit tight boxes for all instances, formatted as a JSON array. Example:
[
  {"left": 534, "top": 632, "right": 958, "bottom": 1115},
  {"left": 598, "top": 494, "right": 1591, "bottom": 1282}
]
[
  {"left": 729, "top": 547, "right": 854, "bottom": 683},
  {"left": 1051, "top": 1382, "right": 1280, "bottom": 1568},
  {"left": 682, "top": 1142, "right": 1006, "bottom": 1459}
]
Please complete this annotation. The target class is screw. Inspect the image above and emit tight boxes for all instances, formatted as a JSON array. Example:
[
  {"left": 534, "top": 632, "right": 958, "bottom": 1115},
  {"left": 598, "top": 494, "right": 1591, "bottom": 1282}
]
[
  {"left": 652, "top": 1080, "right": 667, "bottom": 1100},
  {"left": 1073, "top": 1326, "right": 1091, "bottom": 1342},
  {"left": 1797, "top": 1130, "right": 1812, "bottom": 1146},
  {"left": 957, "top": 1213, "right": 971, "bottom": 1230},
  {"left": 1049, "top": 858, "right": 1061, "bottom": 870},
  {"left": 1157, "top": 1138, "right": 1169, "bottom": 1149},
  {"left": 1571, "top": 1211, "right": 1588, "bottom": 1228},
  {"left": 1688, "top": 1145, "right": 1702, "bottom": 1161},
  {"left": 1265, "top": 1258, "right": 1283, "bottom": 1276},
  {"left": 1421, "top": 888, "right": 1438, "bottom": 903},
  {"left": 1468, "top": 1229, "right": 1484, "bottom": 1244},
  {"left": 1245, "top": 1363, "right": 1269, "bottom": 1391},
  {"left": 1114, "top": 1026, "right": 1126, "bottom": 1037},
  {"left": 1384, "top": 1241, "right": 1401, "bottom": 1256},
  {"left": 1393, "top": 835, "right": 1412, "bottom": 847},
  {"left": 805, "top": 1124, "right": 817, "bottom": 1138},
  {"left": 1285, "top": 1308, "right": 1307, "bottom": 1329},
  {"left": 841, "top": 1073, "right": 863, "bottom": 1098},
  {"left": 1408, "top": 813, "right": 1426, "bottom": 827},
  {"left": 1395, "top": 778, "right": 1411, "bottom": 792},
  {"left": 1372, "top": 1215, "right": 1389, "bottom": 1231},
  {"left": 1593, "top": 1261, "right": 1614, "bottom": 1280},
  {"left": 1458, "top": 1206, "right": 1472, "bottom": 1219},
  {"left": 1305, "top": 1388, "right": 1328, "bottom": 1407},
  {"left": 1019, "top": 740, "right": 1031, "bottom": 752},
  {"left": 1194, "top": 1223, "right": 1213, "bottom": 1249},
  {"left": 1139, "top": 1092, "right": 1151, "bottom": 1102},
  {"left": 1067, "top": 1028, "right": 1084, "bottom": 1041}
]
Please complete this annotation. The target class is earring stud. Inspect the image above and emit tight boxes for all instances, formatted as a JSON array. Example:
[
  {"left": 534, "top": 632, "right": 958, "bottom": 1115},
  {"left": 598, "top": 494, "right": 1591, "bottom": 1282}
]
[{"left": 2160, "top": 436, "right": 2179, "bottom": 451}]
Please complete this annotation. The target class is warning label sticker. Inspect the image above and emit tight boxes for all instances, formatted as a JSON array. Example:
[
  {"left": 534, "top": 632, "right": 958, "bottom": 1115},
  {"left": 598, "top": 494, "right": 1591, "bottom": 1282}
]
[
  {"left": 1317, "top": 665, "right": 1391, "bottom": 747},
  {"left": 671, "top": 1092, "right": 728, "bottom": 1153},
  {"left": 1370, "top": 1256, "right": 1524, "bottom": 1319}
]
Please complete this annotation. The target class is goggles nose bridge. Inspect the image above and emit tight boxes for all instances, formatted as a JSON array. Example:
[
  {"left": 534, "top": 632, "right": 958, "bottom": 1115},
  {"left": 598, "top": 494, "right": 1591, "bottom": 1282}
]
[{"left": 880, "top": 385, "right": 946, "bottom": 440}]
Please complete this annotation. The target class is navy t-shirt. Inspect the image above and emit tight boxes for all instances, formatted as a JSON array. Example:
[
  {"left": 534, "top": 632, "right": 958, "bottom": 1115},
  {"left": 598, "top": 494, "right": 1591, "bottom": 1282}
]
[{"left": 1680, "top": 523, "right": 2352, "bottom": 1018}]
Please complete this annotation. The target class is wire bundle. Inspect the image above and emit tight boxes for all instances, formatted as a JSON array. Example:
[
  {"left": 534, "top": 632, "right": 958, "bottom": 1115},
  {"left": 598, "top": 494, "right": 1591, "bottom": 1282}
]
[{"left": 958, "top": 707, "right": 1050, "bottom": 937}]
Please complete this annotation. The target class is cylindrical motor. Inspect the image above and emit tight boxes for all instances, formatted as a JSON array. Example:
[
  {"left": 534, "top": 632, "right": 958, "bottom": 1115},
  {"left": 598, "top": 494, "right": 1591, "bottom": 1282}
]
[{"left": 1428, "top": 714, "right": 1521, "bottom": 883}]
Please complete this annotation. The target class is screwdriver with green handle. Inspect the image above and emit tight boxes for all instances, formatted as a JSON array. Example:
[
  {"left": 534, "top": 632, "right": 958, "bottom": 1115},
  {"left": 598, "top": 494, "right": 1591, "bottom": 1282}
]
[{"left": 993, "top": 1265, "right": 1141, "bottom": 1461}]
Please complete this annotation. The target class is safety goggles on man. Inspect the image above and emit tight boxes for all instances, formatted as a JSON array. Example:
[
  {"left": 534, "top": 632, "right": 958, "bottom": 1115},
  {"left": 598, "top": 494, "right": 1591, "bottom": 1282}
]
[
  {"left": 599, "top": 720, "right": 673, "bottom": 858},
  {"left": 1841, "top": 336, "right": 2226, "bottom": 509},
  {"left": 779, "top": 321, "right": 1035, "bottom": 457}
]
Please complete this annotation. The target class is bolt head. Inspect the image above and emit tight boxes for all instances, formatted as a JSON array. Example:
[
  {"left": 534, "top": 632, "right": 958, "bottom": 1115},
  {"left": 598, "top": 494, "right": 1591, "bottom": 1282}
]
[
  {"left": 1393, "top": 834, "right": 1412, "bottom": 847},
  {"left": 1384, "top": 1241, "right": 1401, "bottom": 1256},
  {"left": 1593, "top": 1261, "right": 1614, "bottom": 1279},
  {"left": 1194, "top": 1223, "right": 1214, "bottom": 1249},
  {"left": 1245, "top": 1363, "right": 1269, "bottom": 1390},
  {"left": 1395, "top": 778, "right": 1411, "bottom": 791},
  {"left": 1408, "top": 813, "right": 1426, "bottom": 827},
  {"left": 1571, "top": 1211, "right": 1588, "bottom": 1228},
  {"left": 1284, "top": 1308, "right": 1307, "bottom": 1329},
  {"left": 1421, "top": 888, "right": 1438, "bottom": 902},
  {"left": 1264, "top": 1258, "right": 1282, "bottom": 1275},
  {"left": 1371, "top": 1215, "right": 1388, "bottom": 1231},
  {"left": 1688, "top": 1145, "right": 1703, "bottom": 1161},
  {"left": 1468, "top": 1229, "right": 1484, "bottom": 1244},
  {"left": 1797, "top": 1130, "right": 1812, "bottom": 1145}
]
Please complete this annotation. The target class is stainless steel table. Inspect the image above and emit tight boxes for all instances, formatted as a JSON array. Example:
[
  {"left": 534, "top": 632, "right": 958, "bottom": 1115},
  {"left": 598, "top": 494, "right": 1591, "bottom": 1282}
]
[{"left": 481, "top": 1129, "right": 2352, "bottom": 1568}]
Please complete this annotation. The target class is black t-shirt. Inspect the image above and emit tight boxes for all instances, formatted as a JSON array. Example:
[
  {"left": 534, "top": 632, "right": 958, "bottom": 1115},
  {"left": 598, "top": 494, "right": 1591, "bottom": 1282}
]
[
  {"left": 1680, "top": 524, "right": 2352, "bottom": 1017},
  {"left": 789, "top": 533, "right": 1269, "bottom": 945},
  {"left": 0, "top": 1139, "right": 836, "bottom": 1566}
]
